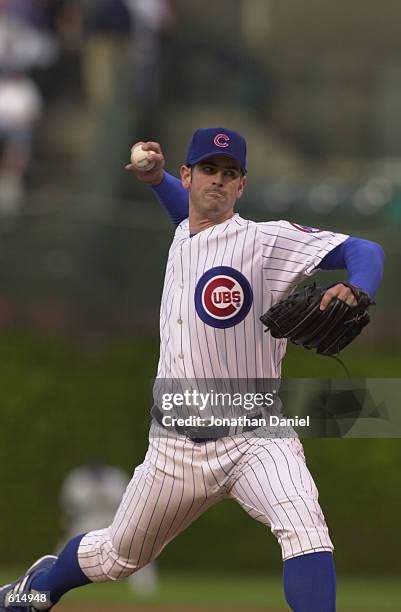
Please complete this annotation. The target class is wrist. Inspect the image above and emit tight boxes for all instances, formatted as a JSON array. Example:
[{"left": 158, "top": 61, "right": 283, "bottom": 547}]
[{"left": 148, "top": 171, "right": 165, "bottom": 187}]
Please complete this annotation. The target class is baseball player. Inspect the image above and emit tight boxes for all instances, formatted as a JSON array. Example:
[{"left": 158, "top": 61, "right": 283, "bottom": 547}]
[{"left": 0, "top": 127, "right": 384, "bottom": 612}]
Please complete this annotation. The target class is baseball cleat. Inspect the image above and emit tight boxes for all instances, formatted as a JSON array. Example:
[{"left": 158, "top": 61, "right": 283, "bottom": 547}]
[{"left": 0, "top": 555, "right": 57, "bottom": 611}]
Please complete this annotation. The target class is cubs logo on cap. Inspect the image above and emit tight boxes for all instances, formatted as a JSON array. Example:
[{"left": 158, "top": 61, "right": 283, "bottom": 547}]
[
  {"left": 195, "top": 266, "right": 253, "bottom": 329},
  {"left": 186, "top": 127, "right": 247, "bottom": 173},
  {"left": 213, "top": 133, "right": 230, "bottom": 148}
]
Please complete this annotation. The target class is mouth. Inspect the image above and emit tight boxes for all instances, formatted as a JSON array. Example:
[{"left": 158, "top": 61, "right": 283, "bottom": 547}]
[{"left": 205, "top": 190, "right": 225, "bottom": 199}]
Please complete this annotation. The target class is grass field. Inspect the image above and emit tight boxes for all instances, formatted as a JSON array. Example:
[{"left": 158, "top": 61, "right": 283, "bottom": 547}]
[{"left": 0, "top": 571, "right": 399, "bottom": 610}]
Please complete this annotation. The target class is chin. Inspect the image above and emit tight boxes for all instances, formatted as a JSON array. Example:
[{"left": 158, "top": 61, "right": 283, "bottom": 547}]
[{"left": 202, "top": 201, "right": 221, "bottom": 213}]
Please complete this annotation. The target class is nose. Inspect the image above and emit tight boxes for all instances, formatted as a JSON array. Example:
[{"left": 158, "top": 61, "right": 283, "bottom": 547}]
[{"left": 212, "top": 172, "right": 224, "bottom": 186}]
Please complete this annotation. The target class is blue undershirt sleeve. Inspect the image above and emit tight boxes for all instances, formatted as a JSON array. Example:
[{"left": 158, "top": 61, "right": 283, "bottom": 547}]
[
  {"left": 151, "top": 171, "right": 189, "bottom": 226},
  {"left": 319, "top": 236, "right": 385, "bottom": 297}
]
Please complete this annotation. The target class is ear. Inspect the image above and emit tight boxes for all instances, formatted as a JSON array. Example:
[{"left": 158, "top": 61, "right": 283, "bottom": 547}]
[
  {"left": 236, "top": 175, "right": 247, "bottom": 199},
  {"left": 180, "top": 165, "right": 191, "bottom": 189}
]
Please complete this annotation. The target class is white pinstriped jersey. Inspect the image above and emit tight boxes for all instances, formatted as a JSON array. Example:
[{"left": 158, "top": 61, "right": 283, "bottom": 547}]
[
  {"left": 78, "top": 216, "right": 342, "bottom": 581},
  {"left": 156, "top": 214, "right": 348, "bottom": 380}
]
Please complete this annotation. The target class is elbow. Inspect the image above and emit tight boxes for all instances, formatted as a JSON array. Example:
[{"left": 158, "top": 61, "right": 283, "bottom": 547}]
[
  {"left": 374, "top": 241, "right": 385, "bottom": 263},
  {"left": 349, "top": 237, "right": 385, "bottom": 264},
  {"left": 366, "top": 240, "right": 385, "bottom": 268},
  {"left": 365, "top": 241, "right": 386, "bottom": 282}
]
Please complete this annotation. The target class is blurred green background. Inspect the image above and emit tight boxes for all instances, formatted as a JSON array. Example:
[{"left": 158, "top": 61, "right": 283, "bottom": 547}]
[
  {"left": 0, "top": 1, "right": 400, "bottom": 610},
  {"left": 0, "top": 336, "right": 400, "bottom": 575}
]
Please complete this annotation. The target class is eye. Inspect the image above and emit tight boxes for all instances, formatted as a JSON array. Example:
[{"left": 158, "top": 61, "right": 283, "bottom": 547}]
[{"left": 224, "top": 169, "right": 239, "bottom": 178}]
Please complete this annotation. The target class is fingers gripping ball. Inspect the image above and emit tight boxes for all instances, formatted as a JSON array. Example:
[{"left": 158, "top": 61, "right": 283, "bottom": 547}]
[
  {"left": 260, "top": 282, "right": 374, "bottom": 356},
  {"left": 130, "top": 145, "right": 156, "bottom": 170}
]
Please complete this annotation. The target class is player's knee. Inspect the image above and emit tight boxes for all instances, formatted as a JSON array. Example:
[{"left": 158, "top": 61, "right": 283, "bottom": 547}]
[
  {"left": 106, "top": 547, "right": 156, "bottom": 580},
  {"left": 105, "top": 560, "right": 140, "bottom": 581},
  {"left": 82, "top": 554, "right": 150, "bottom": 582},
  {"left": 80, "top": 539, "right": 151, "bottom": 582},
  {"left": 270, "top": 500, "right": 333, "bottom": 560}
]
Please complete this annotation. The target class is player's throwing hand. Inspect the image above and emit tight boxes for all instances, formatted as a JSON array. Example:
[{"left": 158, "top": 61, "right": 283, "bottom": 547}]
[{"left": 125, "top": 141, "right": 165, "bottom": 186}]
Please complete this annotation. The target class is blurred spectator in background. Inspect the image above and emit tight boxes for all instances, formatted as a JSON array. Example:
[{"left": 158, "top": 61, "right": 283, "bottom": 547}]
[
  {"left": 59, "top": 460, "right": 159, "bottom": 596},
  {"left": 79, "top": 0, "right": 175, "bottom": 168},
  {"left": 0, "top": 73, "right": 42, "bottom": 214},
  {"left": 123, "top": 0, "right": 174, "bottom": 105},
  {"left": 81, "top": 0, "right": 131, "bottom": 111},
  {"left": 0, "top": 0, "right": 79, "bottom": 213},
  {"left": 81, "top": 0, "right": 174, "bottom": 112},
  {"left": 0, "top": 0, "right": 59, "bottom": 70}
]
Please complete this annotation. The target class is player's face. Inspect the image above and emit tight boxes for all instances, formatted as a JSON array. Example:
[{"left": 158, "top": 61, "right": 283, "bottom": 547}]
[{"left": 180, "top": 156, "right": 247, "bottom": 222}]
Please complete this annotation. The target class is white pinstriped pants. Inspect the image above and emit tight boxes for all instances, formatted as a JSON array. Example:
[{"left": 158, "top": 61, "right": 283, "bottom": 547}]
[{"left": 78, "top": 424, "right": 333, "bottom": 581}]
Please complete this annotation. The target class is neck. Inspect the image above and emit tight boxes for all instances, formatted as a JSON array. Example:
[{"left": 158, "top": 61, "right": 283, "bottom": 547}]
[{"left": 188, "top": 207, "right": 234, "bottom": 234}]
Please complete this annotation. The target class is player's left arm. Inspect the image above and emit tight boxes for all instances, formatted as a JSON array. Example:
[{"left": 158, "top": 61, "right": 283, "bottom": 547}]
[{"left": 317, "top": 236, "right": 385, "bottom": 310}]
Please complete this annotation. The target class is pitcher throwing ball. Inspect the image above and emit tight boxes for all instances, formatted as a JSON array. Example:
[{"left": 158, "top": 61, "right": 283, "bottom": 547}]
[{"left": 0, "top": 128, "right": 384, "bottom": 612}]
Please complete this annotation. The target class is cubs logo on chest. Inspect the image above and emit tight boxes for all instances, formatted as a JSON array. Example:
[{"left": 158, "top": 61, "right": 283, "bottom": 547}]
[{"left": 194, "top": 266, "right": 253, "bottom": 329}]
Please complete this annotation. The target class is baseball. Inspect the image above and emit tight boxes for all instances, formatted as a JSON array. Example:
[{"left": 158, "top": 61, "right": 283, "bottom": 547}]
[{"left": 130, "top": 144, "right": 155, "bottom": 170}]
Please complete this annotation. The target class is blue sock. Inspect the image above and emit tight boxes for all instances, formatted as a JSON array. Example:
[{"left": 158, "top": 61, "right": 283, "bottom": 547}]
[
  {"left": 283, "top": 551, "right": 336, "bottom": 612},
  {"left": 31, "top": 535, "right": 92, "bottom": 604}
]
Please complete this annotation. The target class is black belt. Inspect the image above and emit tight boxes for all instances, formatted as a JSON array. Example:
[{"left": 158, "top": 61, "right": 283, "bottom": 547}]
[{"left": 152, "top": 406, "right": 261, "bottom": 443}]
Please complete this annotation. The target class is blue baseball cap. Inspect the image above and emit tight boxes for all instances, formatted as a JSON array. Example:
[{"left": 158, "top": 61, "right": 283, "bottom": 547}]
[{"left": 186, "top": 127, "right": 247, "bottom": 173}]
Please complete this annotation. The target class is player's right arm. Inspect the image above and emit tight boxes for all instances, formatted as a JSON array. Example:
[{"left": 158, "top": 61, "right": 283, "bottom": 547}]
[{"left": 125, "top": 141, "right": 189, "bottom": 226}]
